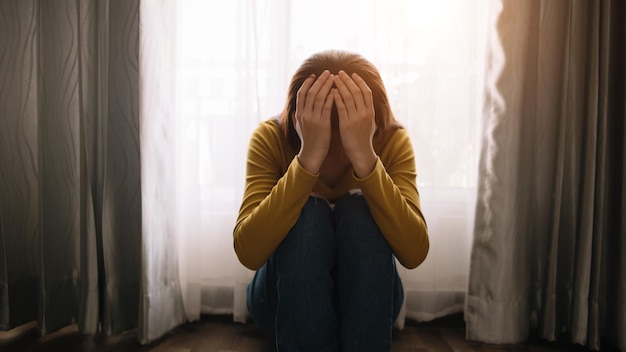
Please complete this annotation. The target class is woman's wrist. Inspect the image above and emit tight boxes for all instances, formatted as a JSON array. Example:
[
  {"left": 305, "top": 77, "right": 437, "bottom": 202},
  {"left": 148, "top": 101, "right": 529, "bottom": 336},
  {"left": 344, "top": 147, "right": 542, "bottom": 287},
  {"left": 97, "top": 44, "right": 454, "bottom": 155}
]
[
  {"left": 297, "top": 152, "right": 323, "bottom": 175},
  {"left": 351, "top": 150, "right": 377, "bottom": 179}
]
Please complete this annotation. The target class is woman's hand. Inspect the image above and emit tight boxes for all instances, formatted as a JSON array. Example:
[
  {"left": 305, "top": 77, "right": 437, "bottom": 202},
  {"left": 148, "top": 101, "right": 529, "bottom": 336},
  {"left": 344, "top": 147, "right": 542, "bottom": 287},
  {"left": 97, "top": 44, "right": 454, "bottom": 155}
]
[
  {"left": 332, "top": 71, "right": 377, "bottom": 178},
  {"left": 294, "top": 70, "right": 335, "bottom": 174}
]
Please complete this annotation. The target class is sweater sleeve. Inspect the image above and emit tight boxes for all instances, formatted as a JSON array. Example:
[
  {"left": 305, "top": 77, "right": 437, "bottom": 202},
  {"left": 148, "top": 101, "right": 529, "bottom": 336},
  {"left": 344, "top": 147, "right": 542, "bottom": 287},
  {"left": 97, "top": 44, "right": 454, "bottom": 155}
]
[
  {"left": 233, "top": 122, "right": 318, "bottom": 270},
  {"left": 356, "top": 129, "right": 429, "bottom": 269}
]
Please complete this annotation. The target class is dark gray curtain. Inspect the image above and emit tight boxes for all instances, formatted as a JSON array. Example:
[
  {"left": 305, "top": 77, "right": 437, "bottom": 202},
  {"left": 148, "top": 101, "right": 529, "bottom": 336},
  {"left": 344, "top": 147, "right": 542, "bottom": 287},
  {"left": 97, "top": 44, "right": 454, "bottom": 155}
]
[
  {"left": 467, "top": 0, "right": 625, "bottom": 350},
  {"left": 0, "top": 0, "right": 184, "bottom": 344}
]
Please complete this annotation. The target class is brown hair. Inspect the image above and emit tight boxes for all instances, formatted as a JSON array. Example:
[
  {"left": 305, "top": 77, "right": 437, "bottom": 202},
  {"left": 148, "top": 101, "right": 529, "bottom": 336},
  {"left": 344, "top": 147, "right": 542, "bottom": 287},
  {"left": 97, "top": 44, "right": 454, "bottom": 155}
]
[{"left": 280, "top": 50, "right": 401, "bottom": 149}]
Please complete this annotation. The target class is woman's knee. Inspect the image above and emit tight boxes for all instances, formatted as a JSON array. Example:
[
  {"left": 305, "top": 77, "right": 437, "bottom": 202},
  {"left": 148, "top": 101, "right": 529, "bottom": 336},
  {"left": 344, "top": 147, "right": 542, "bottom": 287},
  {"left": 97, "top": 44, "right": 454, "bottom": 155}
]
[
  {"left": 275, "top": 195, "right": 335, "bottom": 267},
  {"left": 333, "top": 192, "right": 391, "bottom": 257}
]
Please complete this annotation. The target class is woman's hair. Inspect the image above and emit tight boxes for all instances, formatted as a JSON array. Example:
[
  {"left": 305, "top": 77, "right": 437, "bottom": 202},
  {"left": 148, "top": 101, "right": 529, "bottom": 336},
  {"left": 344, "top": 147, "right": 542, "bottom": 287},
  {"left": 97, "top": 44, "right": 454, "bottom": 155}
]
[{"left": 280, "top": 50, "right": 401, "bottom": 149}]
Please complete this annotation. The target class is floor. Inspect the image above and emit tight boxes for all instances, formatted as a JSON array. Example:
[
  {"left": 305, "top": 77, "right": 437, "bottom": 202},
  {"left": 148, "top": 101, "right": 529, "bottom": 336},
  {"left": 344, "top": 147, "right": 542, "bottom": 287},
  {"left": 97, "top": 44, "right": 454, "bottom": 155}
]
[{"left": 0, "top": 314, "right": 619, "bottom": 351}]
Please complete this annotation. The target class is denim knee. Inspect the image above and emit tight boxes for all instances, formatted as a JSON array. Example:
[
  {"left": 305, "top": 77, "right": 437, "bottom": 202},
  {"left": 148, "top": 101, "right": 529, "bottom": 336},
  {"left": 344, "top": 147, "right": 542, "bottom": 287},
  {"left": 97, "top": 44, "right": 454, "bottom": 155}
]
[
  {"left": 331, "top": 192, "right": 398, "bottom": 351},
  {"left": 273, "top": 195, "right": 339, "bottom": 351},
  {"left": 275, "top": 195, "right": 334, "bottom": 260},
  {"left": 332, "top": 191, "right": 392, "bottom": 257}
]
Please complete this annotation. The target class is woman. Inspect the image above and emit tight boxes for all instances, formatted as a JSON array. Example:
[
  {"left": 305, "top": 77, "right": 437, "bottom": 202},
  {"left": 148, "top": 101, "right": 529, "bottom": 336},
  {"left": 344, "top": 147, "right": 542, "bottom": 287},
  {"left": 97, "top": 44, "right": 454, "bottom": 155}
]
[{"left": 234, "top": 50, "right": 429, "bottom": 351}]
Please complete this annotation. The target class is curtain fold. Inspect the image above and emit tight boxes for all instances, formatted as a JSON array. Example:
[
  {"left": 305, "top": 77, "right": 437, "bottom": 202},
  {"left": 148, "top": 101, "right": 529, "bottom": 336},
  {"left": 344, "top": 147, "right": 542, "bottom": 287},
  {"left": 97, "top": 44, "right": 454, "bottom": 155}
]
[
  {"left": 38, "top": 0, "right": 86, "bottom": 335},
  {"left": 0, "top": 0, "right": 184, "bottom": 344},
  {"left": 101, "top": 0, "right": 142, "bottom": 335},
  {"left": 138, "top": 0, "right": 185, "bottom": 344},
  {"left": 467, "top": 0, "right": 625, "bottom": 350},
  {"left": 0, "top": 0, "right": 40, "bottom": 331},
  {"left": 77, "top": 0, "right": 103, "bottom": 335}
]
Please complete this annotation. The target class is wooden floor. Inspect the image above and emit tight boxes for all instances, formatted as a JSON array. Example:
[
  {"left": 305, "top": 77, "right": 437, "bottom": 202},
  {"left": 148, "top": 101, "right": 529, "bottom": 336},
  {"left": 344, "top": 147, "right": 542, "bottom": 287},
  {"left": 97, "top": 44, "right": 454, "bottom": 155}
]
[{"left": 0, "top": 314, "right": 619, "bottom": 351}]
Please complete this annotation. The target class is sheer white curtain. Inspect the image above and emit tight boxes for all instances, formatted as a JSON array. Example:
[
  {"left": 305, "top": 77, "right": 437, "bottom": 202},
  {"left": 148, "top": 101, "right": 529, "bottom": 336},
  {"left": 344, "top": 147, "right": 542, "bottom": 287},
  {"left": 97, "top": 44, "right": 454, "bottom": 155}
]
[{"left": 175, "top": 0, "right": 487, "bottom": 324}]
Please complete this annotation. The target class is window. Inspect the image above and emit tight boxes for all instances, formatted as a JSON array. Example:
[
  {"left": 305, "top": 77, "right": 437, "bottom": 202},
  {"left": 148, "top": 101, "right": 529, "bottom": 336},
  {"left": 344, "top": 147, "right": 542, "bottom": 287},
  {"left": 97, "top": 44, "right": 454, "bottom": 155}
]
[{"left": 176, "top": 0, "right": 486, "bottom": 321}]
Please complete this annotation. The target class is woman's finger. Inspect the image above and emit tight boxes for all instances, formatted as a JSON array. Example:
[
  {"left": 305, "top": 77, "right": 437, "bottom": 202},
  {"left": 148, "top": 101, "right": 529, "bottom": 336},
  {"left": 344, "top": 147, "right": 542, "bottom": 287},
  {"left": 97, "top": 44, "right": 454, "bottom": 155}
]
[
  {"left": 333, "top": 71, "right": 357, "bottom": 117},
  {"left": 313, "top": 74, "right": 335, "bottom": 116},
  {"left": 332, "top": 88, "right": 349, "bottom": 121},
  {"left": 304, "top": 70, "right": 331, "bottom": 112},
  {"left": 338, "top": 70, "right": 366, "bottom": 111},
  {"left": 321, "top": 87, "right": 335, "bottom": 120},
  {"left": 351, "top": 73, "right": 373, "bottom": 111},
  {"left": 296, "top": 74, "right": 316, "bottom": 117}
]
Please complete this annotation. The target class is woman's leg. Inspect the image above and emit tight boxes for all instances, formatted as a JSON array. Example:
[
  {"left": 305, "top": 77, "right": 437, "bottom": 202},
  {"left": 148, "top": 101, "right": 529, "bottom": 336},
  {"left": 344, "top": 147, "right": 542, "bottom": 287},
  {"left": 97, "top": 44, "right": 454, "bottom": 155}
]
[
  {"left": 247, "top": 261, "right": 277, "bottom": 339},
  {"left": 333, "top": 191, "right": 401, "bottom": 352},
  {"left": 392, "top": 261, "right": 404, "bottom": 323},
  {"left": 247, "top": 196, "right": 339, "bottom": 351}
]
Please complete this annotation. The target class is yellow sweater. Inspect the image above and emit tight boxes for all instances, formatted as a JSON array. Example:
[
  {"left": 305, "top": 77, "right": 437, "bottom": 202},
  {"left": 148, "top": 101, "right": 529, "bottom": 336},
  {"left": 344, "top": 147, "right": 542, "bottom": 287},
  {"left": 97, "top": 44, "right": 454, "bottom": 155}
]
[{"left": 234, "top": 119, "right": 429, "bottom": 270}]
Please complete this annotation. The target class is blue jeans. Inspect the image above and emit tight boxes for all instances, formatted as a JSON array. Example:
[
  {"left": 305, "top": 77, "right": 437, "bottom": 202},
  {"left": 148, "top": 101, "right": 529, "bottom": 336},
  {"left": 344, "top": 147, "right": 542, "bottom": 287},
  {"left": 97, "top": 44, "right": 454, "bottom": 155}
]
[{"left": 247, "top": 193, "right": 404, "bottom": 352}]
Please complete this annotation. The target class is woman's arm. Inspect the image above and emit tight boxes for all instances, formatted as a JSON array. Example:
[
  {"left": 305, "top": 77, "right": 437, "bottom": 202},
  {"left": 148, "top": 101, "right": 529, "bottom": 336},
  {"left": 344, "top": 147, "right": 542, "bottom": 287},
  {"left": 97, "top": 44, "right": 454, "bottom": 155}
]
[
  {"left": 357, "top": 129, "right": 429, "bottom": 269},
  {"left": 233, "top": 121, "right": 317, "bottom": 270},
  {"left": 333, "top": 71, "right": 429, "bottom": 268}
]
